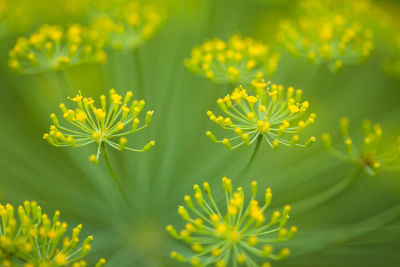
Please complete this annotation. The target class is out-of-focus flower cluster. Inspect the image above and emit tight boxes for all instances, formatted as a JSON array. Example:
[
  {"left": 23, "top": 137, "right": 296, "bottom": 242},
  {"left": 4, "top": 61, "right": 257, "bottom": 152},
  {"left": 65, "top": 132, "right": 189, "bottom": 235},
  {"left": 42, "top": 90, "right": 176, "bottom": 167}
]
[
  {"left": 206, "top": 80, "right": 316, "bottom": 150},
  {"left": 0, "top": 201, "right": 106, "bottom": 267},
  {"left": 89, "top": 1, "right": 166, "bottom": 51},
  {"left": 276, "top": 0, "right": 374, "bottom": 72},
  {"left": 8, "top": 24, "right": 107, "bottom": 74},
  {"left": 322, "top": 118, "right": 400, "bottom": 176},
  {"left": 167, "top": 177, "right": 296, "bottom": 267},
  {"left": 43, "top": 89, "right": 155, "bottom": 162},
  {"left": 185, "top": 35, "right": 280, "bottom": 85}
]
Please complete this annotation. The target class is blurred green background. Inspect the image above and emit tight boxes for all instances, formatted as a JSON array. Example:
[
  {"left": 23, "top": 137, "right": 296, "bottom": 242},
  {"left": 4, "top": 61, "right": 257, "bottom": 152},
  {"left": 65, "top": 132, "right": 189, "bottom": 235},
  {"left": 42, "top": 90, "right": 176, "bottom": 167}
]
[{"left": 0, "top": 0, "right": 400, "bottom": 266}]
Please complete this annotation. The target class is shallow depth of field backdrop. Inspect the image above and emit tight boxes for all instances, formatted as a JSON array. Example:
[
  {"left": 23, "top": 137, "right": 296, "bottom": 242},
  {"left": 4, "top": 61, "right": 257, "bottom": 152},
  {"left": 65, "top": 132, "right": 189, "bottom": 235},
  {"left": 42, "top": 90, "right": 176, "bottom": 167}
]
[{"left": 1, "top": 0, "right": 400, "bottom": 266}]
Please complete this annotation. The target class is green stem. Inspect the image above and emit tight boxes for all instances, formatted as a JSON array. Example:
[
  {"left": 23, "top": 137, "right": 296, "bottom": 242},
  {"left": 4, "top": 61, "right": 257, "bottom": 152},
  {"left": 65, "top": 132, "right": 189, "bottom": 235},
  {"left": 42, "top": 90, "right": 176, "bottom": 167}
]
[
  {"left": 236, "top": 135, "right": 262, "bottom": 182},
  {"left": 133, "top": 49, "right": 144, "bottom": 99},
  {"left": 204, "top": 0, "right": 219, "bottom": 36},
  {"left": 293, "top": 166, "right": 363, "bottom": 214},
  {"left": 304, "top": 64, "right": 324, "bottom": 93},
  {"left": 56, "top": 70, "right": 74, "bottom": 97},
  {"left": 294, "top": 201, "right": 400, "bottom": 257},
  {"left": 337, "top": 202, "right": 400, "bottom": 243},
  {"left": 101, "top": 143, "right": 131, "bottom": 206}
]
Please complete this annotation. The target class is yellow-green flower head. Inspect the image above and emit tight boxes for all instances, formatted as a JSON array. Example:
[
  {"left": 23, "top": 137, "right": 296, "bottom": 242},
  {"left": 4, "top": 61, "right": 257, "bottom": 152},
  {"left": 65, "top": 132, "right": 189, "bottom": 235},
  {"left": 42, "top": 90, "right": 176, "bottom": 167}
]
[
  {"left": 167, "top": 177, "right": 296, "bottom": 267},
  {"left": 276, "top": 0, "right": 374, "bottom": 72},
  {"left": 206, "top": 81, "right": 316, "bottom": 151},
  {"left": 0, "top": 201, "right": 106, "bottom": 267},
  {"left": 8, "top": 24, "right": 107, "bottom": 74},
  {"left": 90, "top": 1, "right": 166, "bottom": 51},
  {"left": 43, "top": 89, "right": 155, "bottom": 162},
  {"left": 184, "top": 35, "right": 280, "bottom": 85},
  {"left": 322, "top": 118, "right": 400, "bottom": 176}
]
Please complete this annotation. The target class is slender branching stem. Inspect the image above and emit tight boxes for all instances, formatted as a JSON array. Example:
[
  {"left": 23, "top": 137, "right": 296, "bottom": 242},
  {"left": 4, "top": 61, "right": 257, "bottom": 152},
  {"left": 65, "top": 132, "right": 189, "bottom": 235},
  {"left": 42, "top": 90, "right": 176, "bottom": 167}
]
[
  {"left": 297, "top": 200, "right": 400, "bottom": 257},
  {"left": 56, "top": 70, "right": 74, "bottom": 96},
  {"left": 293, "top": 166, "right": 363, "bottom": 214},
  {"left": 133, "top": 49, "right": 144, "bottom": 99},
  {"left": 305, "top": 64, "right": 324, "bottom": 92},
  {"left": 236, "top": 135, "right": 262, "bottom": 182},
  {"left": 101, "top": 143, "right": 131, "bottom": 206}
]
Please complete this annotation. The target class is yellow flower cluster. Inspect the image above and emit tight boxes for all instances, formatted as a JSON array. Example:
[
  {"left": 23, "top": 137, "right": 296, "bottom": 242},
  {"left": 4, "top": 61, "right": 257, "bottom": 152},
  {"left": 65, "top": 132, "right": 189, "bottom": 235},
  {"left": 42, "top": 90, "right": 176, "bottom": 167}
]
[
  {"left": 0, "top": 201, "right": 106, "bottom": 267},
  {"left": 90, "top": 1, "right": 166, "bottom": 51},
  {"left": 322, "top": 118, "right": 400, "bottom": 176},
  {"left": 206, "top": 80, "right": 316, "bottom": 150},
  {"left": 167, "top": 177, "right": 296, "bottom": 267},
  {"left": 8, "top": 24, "right": 107, "bottom": 74},
  {"left": 185, "top": 35, "right": 280, "bottom": 84},
  {"left": 43, "top": 89, "right": 155, "bottom": 162},
  {"left": 276, "top": 0, "right": 374, "bottom": 72}
]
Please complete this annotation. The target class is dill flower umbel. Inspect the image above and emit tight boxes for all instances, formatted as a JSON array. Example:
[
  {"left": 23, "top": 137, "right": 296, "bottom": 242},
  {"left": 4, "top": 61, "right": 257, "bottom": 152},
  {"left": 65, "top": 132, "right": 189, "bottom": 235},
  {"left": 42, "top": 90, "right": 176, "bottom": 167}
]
[
  {"left": 184, "top": 35, "right": 280, "bottom": 85},
  {"left": 8, "top": 24, "right": 107, "bottom": 74},
  {"left": 206, "top": 81, "right": 316, "bottom": 150},
  {"left": 322, "top": 118, "right": 400, "bottom": 176},
  {"left": 0, "top": 201, "right": 106, "bottom": 267},
  {"left": 43, "top": 89, "right": 155, "bottom": 161},
  {"left": 90, "top": 1, "right": 166, "bottom": 51},
  {"left": 167, "top": 177, "right": 296, "bottom": 267},
  {"left": 276, "top": 0, "right": 374, "bottom": 72}
]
